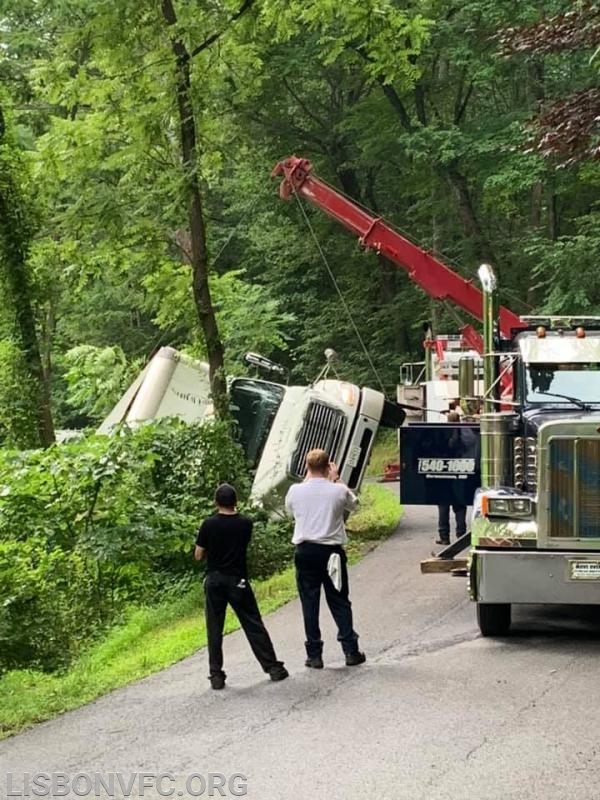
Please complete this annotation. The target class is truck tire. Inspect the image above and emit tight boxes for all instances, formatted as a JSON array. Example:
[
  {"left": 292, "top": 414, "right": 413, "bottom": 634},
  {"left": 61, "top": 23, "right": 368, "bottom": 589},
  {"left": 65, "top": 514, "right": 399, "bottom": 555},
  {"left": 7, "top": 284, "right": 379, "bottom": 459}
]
[{"left": 477, "top": 603, "right": 511, "bottom": 636}]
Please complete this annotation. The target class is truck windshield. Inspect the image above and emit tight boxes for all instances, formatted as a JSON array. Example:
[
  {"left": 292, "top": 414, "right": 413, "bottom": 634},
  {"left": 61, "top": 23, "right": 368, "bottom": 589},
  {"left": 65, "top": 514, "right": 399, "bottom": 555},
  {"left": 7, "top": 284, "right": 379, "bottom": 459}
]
[
  {"left": 525, "top": 362, "right": 600, "bottom": 405},
  {"left": 229, "top": 379, "right": 285, "bottom": 468}
]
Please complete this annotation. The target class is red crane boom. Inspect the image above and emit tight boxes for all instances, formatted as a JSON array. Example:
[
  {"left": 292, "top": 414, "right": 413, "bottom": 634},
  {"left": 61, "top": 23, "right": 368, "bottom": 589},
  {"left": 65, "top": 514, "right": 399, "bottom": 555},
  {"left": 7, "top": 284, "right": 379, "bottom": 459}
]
[{"left": 272, "top": 156, "right": 525, "bottom": 349}]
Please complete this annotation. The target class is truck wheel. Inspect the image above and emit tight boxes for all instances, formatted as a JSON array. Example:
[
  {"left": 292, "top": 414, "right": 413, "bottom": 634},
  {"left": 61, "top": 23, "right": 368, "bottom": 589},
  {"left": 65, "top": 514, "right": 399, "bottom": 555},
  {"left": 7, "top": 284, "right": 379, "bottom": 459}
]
[{"left": 477, "top": 603, "right": 511, "bottom": 636}]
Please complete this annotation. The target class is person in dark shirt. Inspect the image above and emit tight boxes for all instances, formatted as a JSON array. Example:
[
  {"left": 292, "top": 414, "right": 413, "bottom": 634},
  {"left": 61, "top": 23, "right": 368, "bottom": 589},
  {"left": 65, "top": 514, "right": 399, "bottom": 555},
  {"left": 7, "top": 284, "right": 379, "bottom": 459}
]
[
  {"left": 195, "top": 483, "right": 288, "bottom": 690},
  {"left": 436, "top": 411, "right": 468, "bottom": 545}
]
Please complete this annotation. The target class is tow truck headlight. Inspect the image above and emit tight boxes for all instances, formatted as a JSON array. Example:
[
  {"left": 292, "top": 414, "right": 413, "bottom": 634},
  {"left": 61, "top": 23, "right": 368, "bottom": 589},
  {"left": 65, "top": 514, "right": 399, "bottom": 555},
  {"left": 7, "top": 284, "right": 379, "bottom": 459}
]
[
  {"left": 484, "top": 497, "right": 533, "bottom": 517},
  {"left": 487, "top": 498, "right": 509, "bottom": 514}
]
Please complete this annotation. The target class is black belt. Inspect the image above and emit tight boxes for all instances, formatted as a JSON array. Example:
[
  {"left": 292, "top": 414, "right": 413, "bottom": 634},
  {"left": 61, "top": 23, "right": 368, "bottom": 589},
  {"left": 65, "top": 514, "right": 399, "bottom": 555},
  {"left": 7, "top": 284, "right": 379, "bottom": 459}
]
[{"left": 296, "top": 541, "right": 343, "bottom": 550}]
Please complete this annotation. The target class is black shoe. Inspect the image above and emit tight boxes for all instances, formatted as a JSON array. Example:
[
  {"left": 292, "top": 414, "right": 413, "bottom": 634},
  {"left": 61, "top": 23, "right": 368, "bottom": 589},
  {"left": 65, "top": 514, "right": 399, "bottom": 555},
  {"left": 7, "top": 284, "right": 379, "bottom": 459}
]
[
  {"left": 269, "top": 663, "right": 289, "bottom": 682},
  {"left": 209, "top": 673, "right": 226, "bottom": 690},
  {"left": 345, "top": 651, "right": 366, "bottom": 667},
  {"left": 435, "top": 538, "right": 450, "bottom": 546},
  {"left": 305, "top": 656, "right": 324, "bottom": 669}
]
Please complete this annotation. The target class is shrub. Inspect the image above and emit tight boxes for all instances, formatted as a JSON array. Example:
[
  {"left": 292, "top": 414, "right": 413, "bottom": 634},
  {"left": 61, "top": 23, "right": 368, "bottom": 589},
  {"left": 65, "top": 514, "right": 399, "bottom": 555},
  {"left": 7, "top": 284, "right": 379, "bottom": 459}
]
[
  {"left": 0, "top": 418, "right": 270, "bottom": 672},
  {"left": 246, "top": 508, "right": 294, "bottom": 580},
  {"left": 0, "top": 538, "right": 100, "bottom": 671},
  {"left": 0, "top": 339, "right": 38, "bottom": 448}
]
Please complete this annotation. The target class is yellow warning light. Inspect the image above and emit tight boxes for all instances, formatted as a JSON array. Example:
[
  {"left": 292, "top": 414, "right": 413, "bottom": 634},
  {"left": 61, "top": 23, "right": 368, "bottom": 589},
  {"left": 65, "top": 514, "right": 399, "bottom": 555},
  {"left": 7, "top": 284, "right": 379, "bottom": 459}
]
[
  {"left": 576, "top": 326, "right": 586, "bottom": 338},
  {"left": 536, "top": 326, "right": 546, "bottom": 338}
]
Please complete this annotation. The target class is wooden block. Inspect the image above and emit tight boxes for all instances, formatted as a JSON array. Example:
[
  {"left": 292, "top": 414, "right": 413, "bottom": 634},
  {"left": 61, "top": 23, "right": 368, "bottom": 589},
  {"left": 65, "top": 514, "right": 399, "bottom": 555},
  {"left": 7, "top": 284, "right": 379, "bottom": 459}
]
[
  {"left": 450, "top": 566, "right": 468, "bottom": 577},
  {"left": 420, "top": 557, "right": 468, "bottom": 574}
]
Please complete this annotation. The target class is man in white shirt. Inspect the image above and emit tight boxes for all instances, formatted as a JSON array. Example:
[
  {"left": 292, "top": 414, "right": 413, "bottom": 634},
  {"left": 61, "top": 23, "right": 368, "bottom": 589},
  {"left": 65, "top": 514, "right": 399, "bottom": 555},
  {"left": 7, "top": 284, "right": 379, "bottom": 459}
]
[{"left": 285, "top": 448, "right": 365, "bottom": 669}]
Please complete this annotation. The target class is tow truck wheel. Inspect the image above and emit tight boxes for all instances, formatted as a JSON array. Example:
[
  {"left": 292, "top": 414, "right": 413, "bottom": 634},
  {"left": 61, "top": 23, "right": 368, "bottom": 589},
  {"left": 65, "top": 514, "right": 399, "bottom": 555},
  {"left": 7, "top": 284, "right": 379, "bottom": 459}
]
[{"left": 477, "top": 603, "right": 511, "bottom": 636}]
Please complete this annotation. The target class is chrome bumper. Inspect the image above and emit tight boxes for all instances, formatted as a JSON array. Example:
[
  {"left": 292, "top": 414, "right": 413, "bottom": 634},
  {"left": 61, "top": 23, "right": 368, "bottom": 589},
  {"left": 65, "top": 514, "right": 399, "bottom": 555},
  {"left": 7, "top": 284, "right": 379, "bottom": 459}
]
[{"left": 471, "top": 549, "right": 600, "bottom": 604}]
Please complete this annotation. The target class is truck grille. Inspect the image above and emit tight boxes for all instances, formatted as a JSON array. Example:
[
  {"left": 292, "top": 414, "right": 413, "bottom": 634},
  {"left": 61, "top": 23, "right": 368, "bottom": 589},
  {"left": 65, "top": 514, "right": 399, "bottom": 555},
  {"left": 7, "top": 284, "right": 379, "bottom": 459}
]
[
  {"left": 549, "top": 437, "right": 600, "bottom": 538},
  {"left": 290, "top": 402, "right": 346, "bottom": 478}
]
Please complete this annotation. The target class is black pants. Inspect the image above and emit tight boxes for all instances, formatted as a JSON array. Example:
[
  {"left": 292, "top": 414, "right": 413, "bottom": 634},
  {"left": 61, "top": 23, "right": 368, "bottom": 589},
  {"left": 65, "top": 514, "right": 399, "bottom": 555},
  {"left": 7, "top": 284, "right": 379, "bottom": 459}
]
[
  {"left": 294, "top": 542, "right": 359, "bottom": 659},
  {"left": 204, "top": 572, "right": 280, "bottom": 677},
  {"left": 438, "top": 504, "right": 467, "bottom": 540}
]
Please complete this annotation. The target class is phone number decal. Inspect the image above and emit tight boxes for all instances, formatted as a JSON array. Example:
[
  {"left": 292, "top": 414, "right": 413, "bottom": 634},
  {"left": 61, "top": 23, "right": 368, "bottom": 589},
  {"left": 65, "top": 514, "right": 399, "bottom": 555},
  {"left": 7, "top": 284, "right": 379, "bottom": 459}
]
[{"left": 418, "top": 458, "right": 476, "bottom": 474}]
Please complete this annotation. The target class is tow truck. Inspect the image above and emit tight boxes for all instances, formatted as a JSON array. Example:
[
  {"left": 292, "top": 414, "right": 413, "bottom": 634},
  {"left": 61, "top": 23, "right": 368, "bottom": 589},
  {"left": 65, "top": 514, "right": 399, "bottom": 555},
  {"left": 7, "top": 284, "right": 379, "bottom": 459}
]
[{"left": 273, "top": 155, "right": 600, "bottom": 635}]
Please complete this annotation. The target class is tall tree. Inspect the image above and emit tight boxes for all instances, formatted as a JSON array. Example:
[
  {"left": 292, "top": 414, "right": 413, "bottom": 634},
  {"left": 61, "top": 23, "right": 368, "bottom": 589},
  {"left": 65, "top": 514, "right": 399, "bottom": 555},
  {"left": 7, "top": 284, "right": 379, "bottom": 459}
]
[
  {"left": 159, "top": 0, "right": 256, "bottom": 419},
  {"left": 498, "top": 2, "right": 600, "bottom": 165},
  {"left": 0, "top": 102, "right": 55, "bottom": 445},
  {"left": 8, "top": 0, "right": 262, "bottom": 421},
  {"left": 1, "top": 0, "right": 597, "bottom": 423}
]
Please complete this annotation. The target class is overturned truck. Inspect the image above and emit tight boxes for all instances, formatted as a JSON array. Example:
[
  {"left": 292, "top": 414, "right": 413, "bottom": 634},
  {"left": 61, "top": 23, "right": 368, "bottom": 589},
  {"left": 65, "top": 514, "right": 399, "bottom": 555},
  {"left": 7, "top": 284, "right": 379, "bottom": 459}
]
[{"left": 99, "top": 346, "right": 405, "bottom": 511}]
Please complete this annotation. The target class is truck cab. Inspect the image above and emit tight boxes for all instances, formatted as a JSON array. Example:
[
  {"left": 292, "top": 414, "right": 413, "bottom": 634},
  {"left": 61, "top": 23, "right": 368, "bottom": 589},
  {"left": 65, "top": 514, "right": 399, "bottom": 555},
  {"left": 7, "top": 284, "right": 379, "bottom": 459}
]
[
  {"left": 240, "top": 378, "right": 387, "bottom": 510},
  {"left": 99, "top": 347, "right": 402, "bottom": 512},
  {"left": 471, "top": 318, "right": 600, "bottom": 635}
]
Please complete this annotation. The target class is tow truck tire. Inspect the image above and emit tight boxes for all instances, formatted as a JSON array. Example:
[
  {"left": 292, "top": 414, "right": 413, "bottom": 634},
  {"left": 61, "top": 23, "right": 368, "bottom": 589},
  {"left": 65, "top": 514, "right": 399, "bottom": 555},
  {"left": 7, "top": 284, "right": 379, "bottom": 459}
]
[{"left": 477, "top": 603, "right": 511, "bottom": 636}]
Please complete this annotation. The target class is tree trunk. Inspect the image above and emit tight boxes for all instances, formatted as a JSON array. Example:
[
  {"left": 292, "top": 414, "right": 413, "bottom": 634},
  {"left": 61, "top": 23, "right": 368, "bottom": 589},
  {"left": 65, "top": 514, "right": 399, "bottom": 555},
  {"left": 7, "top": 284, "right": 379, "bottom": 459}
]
[
  {"left": 438, "top": 165, "right": 495, "bottom": 265},
  {"left": 531, "top": 181, "right": 543, "bottom": 229},
  {"left": 0, "top": 118, "right": 55, "bottom": 447},
  {"left": 430, "top": 189, "right": 443, "bottom": 336},
  {"left": 375, "top": 81, "right": 496, "bottom": 267},
  {"left": 161, "top": 0, "right": 228, "bottom": 419},
  {"left": 529, "top": 56, "right": 545, "bottom": 300},
  {"left": 0, "top": 209, "right": 56, "bottom": 447}
]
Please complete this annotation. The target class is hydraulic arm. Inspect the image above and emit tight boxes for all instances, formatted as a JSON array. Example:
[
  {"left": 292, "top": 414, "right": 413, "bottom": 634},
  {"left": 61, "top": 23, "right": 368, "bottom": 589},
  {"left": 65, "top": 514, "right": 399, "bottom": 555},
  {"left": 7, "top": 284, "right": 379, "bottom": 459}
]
[{"left": 272, "top": 156, "right": 525, "bottom": 349}]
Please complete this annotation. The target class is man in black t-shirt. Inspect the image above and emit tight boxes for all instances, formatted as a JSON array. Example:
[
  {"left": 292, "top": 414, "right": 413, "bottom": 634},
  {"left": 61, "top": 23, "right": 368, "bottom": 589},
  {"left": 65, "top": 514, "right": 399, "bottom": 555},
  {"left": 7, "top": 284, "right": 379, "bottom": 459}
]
[
  {"left": 436, "top": 411, "right": 468, "bottom": 545},
  {"left": 195, "top": 483, "right": 288, "bottom": 690}
]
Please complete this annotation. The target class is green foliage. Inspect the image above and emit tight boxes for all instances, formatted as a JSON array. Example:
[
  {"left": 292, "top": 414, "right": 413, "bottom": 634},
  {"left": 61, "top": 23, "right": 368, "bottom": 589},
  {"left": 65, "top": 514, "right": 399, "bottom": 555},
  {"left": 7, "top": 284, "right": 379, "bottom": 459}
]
[
  {"left": 0, "top": 537, "right": 99, "bottom": 671},
  {"left": 528, "top": 210, "right": 600, "bottom": 313},
  {"left": 143, "top": 266, "right": 295, "bottom": 374},
  {"left": 0, "top": 102, "right": 53, "bottom": 444},
  {"left": 0, "top": 472, "right": 401, "bottom": 739},
  {"left": 365, "top": 429, "right": 399, "bottom": 478},
  {"left": 62, "top": 345, "right": 140, "bottom": 421},
  {"left": 261, "top": 0, "right": 431, "bottom": 88},
  {"left": 246, "top": 508, "right": 294, "bottom": 580},
  {"left": 0, "top": 338, "right": 38, "bottom": 446},
  {"left": 0, "top": 418, "right": 258, "bottom": 672},
  {"left": 346, "top": 483, "right": 401, "bottom": 546}
]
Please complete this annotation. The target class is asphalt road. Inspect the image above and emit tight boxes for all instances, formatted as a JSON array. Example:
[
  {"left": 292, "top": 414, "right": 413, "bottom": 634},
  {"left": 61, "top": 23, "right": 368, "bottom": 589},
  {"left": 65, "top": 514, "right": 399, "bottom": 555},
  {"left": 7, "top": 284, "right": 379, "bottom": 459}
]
[{"left": 2, "top": 495, "right": 600, "bottom": 800}]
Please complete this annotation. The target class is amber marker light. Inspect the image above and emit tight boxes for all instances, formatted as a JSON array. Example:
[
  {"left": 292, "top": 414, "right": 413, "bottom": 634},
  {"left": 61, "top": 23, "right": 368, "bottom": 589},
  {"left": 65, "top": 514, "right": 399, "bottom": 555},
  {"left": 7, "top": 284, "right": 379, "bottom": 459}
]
[{"left": 576, "top": 326, "right": 586, "bottom": 338}]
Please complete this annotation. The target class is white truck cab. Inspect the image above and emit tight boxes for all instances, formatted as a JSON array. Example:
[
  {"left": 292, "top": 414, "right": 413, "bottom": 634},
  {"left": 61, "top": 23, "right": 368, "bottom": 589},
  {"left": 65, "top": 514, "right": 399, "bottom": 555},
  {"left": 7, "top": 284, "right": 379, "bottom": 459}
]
[
  {"left": 99, "top": 347, "right": 401, "bottom": 510},
  {"left": 240, "top": 378, "right": 385, "bottom": 509}
]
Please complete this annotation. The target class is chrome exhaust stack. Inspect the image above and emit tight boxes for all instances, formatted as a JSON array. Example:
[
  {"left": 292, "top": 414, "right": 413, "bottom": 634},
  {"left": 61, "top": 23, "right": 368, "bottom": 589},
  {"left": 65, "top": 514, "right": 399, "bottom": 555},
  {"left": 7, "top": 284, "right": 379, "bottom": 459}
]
[
  {"left": 477, "top": 264, "right": 516, "bottom": 488},
  {"left": 458, "top": 356, "right": 475, "bottom": 416},
  {"left": 478, "top": 263, "right": 499, "bottom": 416}
]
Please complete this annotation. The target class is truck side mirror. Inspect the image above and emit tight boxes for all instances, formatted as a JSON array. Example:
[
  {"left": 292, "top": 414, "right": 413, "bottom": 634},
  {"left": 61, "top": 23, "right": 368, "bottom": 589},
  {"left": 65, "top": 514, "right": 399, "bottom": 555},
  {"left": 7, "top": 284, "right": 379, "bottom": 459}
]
[{"left": 380, "top": 399, "right": 407, "bottom": 429}]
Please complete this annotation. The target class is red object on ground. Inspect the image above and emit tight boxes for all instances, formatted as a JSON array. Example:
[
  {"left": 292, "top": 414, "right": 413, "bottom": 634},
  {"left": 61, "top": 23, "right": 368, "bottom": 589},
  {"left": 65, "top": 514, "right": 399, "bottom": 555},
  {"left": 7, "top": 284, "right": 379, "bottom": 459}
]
[{"left": 381, "top": 461, "right": 400, "bottom": 482}]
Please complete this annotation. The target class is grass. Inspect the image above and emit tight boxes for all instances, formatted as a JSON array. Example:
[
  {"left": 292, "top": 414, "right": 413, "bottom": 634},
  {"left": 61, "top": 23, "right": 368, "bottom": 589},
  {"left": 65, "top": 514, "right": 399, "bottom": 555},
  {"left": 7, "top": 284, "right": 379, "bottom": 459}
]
[
  {"left": 365, "top": 428, "right": 399, "bottom": 478},
  {"left": 0, "top": 484, "right": 401, "bottom": 740}
]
